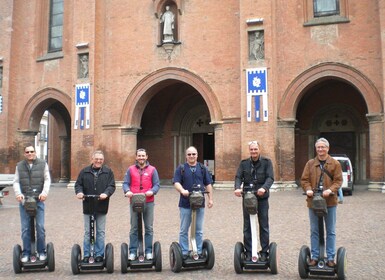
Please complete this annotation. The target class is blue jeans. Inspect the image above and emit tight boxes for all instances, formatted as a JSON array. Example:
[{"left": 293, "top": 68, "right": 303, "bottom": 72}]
[
  {"left": 338, "top": 187, "right": 343, "bottom": 202},
  {"left": 179, "top": 207, "right": 205, "bottom": 255},
  {"left": 243, "top": 198, "right": 269, "bottom": 254},
  {"left": 83, "top": 213, "right": 106, "bottom": 257},
  {"left": 309, "top": 206, "right": 337, "bottom": 261},
  {"left": 19, "top": 201, "right": 46, "bottom": 257},
  {"left": 129, "top": 202, "right": 154, "bottom": 255}
]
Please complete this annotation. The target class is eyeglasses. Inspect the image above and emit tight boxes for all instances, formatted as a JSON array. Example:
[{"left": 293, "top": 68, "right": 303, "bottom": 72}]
[
  {"left": 187, "top": 153, "right": 197, "bottom": 156},
  {"left": 25, "top": 151, "right": 35, "bottom": 154}
]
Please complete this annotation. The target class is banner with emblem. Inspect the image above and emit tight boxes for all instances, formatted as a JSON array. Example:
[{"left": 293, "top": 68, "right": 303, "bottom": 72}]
[
  {"left": 246, "top": 67, "right": 268, "bottom": 122},
  {"left": 74, "top": 83, "right": 91, "bottom": 129}
]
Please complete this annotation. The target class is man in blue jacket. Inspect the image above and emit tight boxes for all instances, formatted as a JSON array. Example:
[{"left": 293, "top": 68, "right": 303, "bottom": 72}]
[{"left": 75, "top": 150, "right": 116, "bottom": 263}]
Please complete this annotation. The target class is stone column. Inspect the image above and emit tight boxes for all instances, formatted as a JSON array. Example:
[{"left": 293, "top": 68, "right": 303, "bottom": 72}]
[
  {"left": 366, "top": 113, "right": 385, "bottom": 191},
  {"left": 59, "top": 136, "right": 70, "bottom": 183},
  {"left": 276, "top": 118, "right": 298, "bottom": 190}
]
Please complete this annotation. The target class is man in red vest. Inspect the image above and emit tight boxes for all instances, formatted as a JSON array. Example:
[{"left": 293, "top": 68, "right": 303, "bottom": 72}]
[{"left": 123, "top": 148, "right": 160, "bottom": 261}]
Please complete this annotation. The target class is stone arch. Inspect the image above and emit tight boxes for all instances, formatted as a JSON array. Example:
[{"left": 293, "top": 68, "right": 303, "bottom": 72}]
[
  {"left": 279, "top": 62, "right": 383, "bottom": 119},
  {"left": 19, "top": 87, "right": 72, "bottom": 133},
  {"left": 120, "top": 67, "right": 223, "bottom": 128}
]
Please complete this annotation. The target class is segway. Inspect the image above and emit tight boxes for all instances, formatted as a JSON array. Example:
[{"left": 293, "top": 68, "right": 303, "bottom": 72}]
[
  {"left": 169, "top": 184, "right": 215, "bottom": 273},
  {"left": 233, "top": 183, "right": 278, "bottom": 274},
  {"left": 298, "top": 186, "right": 347, "bottom": 279},
  {"left": 13, "top": 189, "right": 55, "bottom": 273},
  {"left": 121, "top": 193, "right": 162, "bottom": 273},
  {"left": 71, "top": 194, "right": 114, "bottom": 274}
]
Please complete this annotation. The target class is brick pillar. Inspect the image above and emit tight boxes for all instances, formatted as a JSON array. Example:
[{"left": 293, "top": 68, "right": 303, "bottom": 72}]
[
  {"left": 276, "top": 119, "right": 298, "bottom": 190},
  {"left": 59, "top": 136, "right": 70, "bottom": 183},
  {"left": 367, "top": 113, "right": 385, "bottom": 191}
]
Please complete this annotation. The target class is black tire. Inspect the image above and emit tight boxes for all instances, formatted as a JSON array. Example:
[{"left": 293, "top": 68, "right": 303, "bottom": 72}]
[
  {"left": 298, "top": 245, "right": 310, "bottom": 279},
  {"left": 13, "top": 244, "right": 22, "bottom": 274},
  {"left": 105, "top": 243, "right": 114, "bottom": 273},
  {"left": 71, "top": 244, "right": 81, "bottom": 275},
  {"left": 47, "top": 242, "right": 55, "bottom": 272},
  {"left": 233, "top": 242, "right": 244, "bottom": 274},
  {"left": 121, "top": 243, "right": 128, "bottom": 273},
  {"left": 154, "top": 241, "right": 162, "bottom": 272},
  {"left": 269, "top": 242, "right": 278, "bottom": 274},
  {"left": 203, "top": 239, "right": 215, "bottom": 270},
  {"left": 169, "top": 242, "right": 183, "bottom": 273},
  {"left": 337, "top": 247, "right": 347, "bottom": 280}
]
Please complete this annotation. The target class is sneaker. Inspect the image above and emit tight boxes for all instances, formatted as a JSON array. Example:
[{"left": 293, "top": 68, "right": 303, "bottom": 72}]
[
  {"left": 146, "top": 253, "right": 153, "bottom": 260},
  {"left": 95, "top": 256, "right": 103, "bottom": 263},
  {"left": 308, "top": 259, "right": 317, "bottom": 266},
  {"left": 39, "top": 253, "right": 47, "bottom": 261},
  {"left": 21, "top": 255, "right": 29, "bottom": 263},
  {"left": 128, "top": 253, "right": 136, "bottom": 261},
  {"left": 338, "top": 200, "right": 343, "bottom": 204}
]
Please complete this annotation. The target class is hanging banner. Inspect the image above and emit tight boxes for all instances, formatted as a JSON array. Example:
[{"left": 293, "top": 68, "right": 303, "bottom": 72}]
[
  {"left": 74, "top": 83, "right": 91, "bottom": 130},
  {"left": 246, "top": 67, "right": 268, "bottom": 122}
]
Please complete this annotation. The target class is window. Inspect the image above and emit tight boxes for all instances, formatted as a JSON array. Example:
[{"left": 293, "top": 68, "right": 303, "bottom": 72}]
[
  {"left": 303, "top": 0, "right": 349, "bottom": 26},
  {"left": 48, "top": 0, "right": 63, "bottom": 52},
  {"left": 314, "top": 0, "right": 339, "bottom": 17}
]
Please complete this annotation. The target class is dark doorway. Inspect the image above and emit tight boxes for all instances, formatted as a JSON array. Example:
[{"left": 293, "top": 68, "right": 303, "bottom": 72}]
[
  {"left": 193, "top": 133, "right": 215, "bottom": 181},
  {"left": 320, "top": 132, "right": 355, "bottom": 169}
]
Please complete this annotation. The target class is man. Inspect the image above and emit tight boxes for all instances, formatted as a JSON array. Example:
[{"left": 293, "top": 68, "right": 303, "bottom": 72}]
[
  {"left": 13, "top": 144, "right": 51, "bottom": 262},
  {"left": 74, "top": 150, "right": 116, "bottom": 263},
  {"left": 301, "top": 138, "right": 343, "bottom": 267},
  {"left": 122, "top": 148, "right": 160, "bottom": 261},
  {"left": 173, "top": 146, "right": 214, "bottom": 259},
  {"left": 234, "top": 140, "right": 274, "bottom": 262}
]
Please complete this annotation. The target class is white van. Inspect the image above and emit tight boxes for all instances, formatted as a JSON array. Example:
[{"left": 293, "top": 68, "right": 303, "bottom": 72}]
[{"left": 331, "top": 155, "right": 354, "bottom": 195}]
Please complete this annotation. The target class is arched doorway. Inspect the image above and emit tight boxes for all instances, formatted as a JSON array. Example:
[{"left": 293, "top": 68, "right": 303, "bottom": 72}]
[{"left": 17, "top": 88, "right": 71, "bottom": 182}]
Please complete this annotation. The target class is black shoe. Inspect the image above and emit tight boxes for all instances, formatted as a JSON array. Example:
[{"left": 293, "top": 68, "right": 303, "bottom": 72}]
[
  {"left": 82, "top": 257, "right": 89, "bottom": 263},
  {"left": 95, "top": 256, "right": 103, "bottom": 263},
  {"left": 245, "top": 252, "right": 251, "bottom": 261},
  {"left": 259, "top": 252, "right": 268, "bottom": 262}
]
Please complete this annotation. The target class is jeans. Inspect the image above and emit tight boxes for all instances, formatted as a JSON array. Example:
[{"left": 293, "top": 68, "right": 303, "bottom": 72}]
[
  {"left": 179, "top": 207, "right": 205, "bottom": 255},
  {"left": 338, "top": 187, "right": 344, "bottom": 202},
  {"left": 129, "top": 202, "right": 154, "bottom": 255},
  {"left": 83, "top": 213, "right": 106, "bottom": 257},
  {"left": 243, "top": 198, "right": 269, "bottom": 254},
  {"left": 309, "top": 206, "right": 337, "bottom": 261},
  {"left": 19, "top": 201, "right": 46, "bottom": 257}
]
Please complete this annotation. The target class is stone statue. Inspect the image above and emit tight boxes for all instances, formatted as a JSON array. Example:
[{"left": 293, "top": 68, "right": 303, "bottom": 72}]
[
  {"left": 78, "top": 54, "right": 89, "bottom": 79},
  {"left": 250, "top": 31, "right": 264, "bottom": 60},
  {"left": 160, "top": 5, "right": 175, "bottom": 43}
]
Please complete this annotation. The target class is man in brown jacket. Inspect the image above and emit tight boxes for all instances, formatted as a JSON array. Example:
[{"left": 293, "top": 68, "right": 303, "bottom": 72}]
[{"left": 301, "top": 138, "right": 342, "bottom": 268}]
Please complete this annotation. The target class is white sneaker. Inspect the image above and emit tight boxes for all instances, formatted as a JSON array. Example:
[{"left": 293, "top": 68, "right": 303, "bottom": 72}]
[
  {"left": 21, "top": 255, "right": 29, "bottom": 263},
  {"left": 146, "top": 253, "right": 153, "bottom": 260},
  {"left": 128, "top": 253, "right": 136, "bottom": 261},
  {"left": 39, "top": 254, "right": 47, "bottom": 261}
]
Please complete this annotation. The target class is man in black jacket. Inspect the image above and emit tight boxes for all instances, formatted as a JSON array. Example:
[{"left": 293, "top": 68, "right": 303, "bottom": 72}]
[
  {"left": 234, "top": 141, "right": 274, "bottom": 261},
  {"left": 75, "top": 150, "right": 116, "bottom": 263}
]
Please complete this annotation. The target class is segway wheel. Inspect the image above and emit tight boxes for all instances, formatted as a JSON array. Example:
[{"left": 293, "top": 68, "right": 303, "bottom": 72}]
[
  {"left": 203, "top": 239, "right": 215, "bottom": 270},
  {"left": 13, "top": 244, "right": 22, "bottom": 274},
  {"left": 269, "top": 242, "right": 278, "bottom": 274},
  {"left": 47, "top": 242, "right": 55, "bottom": 272},
  {"left": 105, "top": 243, "right": 114, "bottom": 273},
  {"left": 154, "top": 241, "right": 162, "bottom": 272},
  {"left": 298, "top": 245, "right": 310, "bottom": 279},
  {"left": 233, "top": 242, "right": 244, "bottom": 274},
  {"left": 121, "top": 243, "right": 128, "bottom": 273},
  {"left": 336, "top": 247, "right": 347, "bottom": 280},
  {"left": 71, "top": 244, "right": 81, "bottom": 275},
  {"left": 169, "top": 242, "right": 183, "bottom": 273}
]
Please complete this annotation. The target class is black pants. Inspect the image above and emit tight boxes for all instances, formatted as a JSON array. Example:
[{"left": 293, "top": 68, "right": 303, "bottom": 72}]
[{"left": 243, "top": 198, "right": 269, "bottom": 254}]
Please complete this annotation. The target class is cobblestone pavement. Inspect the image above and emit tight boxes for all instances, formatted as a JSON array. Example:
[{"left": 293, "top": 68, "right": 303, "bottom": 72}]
[{"left": 0, "top": 184, "right": 384, "bottom": 279}]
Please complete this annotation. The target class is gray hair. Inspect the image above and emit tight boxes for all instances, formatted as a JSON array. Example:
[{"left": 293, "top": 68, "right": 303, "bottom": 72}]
[{"left": 315, "top": 138, "right": 329, "bottom": 147}]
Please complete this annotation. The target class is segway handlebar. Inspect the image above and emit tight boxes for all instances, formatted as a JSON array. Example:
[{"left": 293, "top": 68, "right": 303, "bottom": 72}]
[{"left": 83, "top": 194, "right": 101, "bottom": 199}]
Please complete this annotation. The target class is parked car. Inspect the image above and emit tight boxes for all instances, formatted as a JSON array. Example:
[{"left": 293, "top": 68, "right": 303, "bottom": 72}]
[
  {"left": 331, "top": 155, "right": 354, "bottom": 195},
  {"left": 0, "top": 174, "right": 14, "bottom": 205}
]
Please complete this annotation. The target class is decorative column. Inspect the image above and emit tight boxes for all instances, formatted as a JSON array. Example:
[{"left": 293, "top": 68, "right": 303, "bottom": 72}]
[
  {"left": 276, "top": 118, "right": 298, "bottom": 190},
  {"left": 59, "top": 136, "right": 70, "bottom": 183},
  {"left": 366, "top": 113, "right": 385, "bottom": 191}
]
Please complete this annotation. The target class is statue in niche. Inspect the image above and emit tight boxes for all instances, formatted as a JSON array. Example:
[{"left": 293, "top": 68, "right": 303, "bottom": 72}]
[
  {"left": 249, "top": 31, "right": 264, "bottom": 60},
  {"left": 78, "top": 54, "right": 89, "bottom": 79},
  {"left": 160, "top": 5, "right": 175, "bottom": 43}
]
